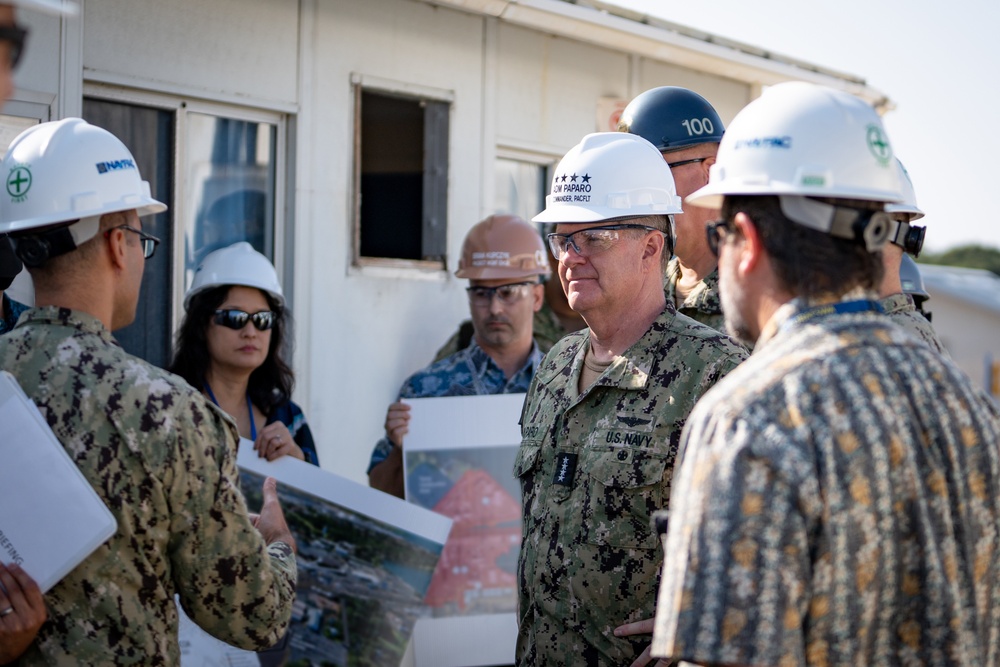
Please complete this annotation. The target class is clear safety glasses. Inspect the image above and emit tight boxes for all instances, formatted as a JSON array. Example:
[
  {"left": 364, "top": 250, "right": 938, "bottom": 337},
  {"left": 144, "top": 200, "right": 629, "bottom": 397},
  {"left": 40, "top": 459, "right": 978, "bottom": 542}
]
[
  {"left": 546, "top": 224, "right": 659, "bottom": 259},
  {"left": 466, "top": 281, "right": 536, "bottom": 307}
]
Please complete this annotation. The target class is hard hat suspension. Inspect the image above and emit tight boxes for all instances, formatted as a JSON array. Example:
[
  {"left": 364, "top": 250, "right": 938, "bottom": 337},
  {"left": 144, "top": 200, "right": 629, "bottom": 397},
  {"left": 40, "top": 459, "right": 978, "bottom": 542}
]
[
  {"left": 11, "top": 216, "right": 100, "bottom": 267},
  {"left": 778, "top": 196, "right": 892, "bottom": 252}
]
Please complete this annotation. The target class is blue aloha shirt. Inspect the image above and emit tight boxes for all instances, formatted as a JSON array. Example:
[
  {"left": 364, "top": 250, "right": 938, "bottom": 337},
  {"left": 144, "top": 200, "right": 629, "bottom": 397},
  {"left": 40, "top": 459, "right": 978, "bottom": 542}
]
[
  {"left": 367, "top": 338, "right": 542, "bottom": 472},
  {"left": 0, "top": 294, "right": 28, "bottom": 335}
]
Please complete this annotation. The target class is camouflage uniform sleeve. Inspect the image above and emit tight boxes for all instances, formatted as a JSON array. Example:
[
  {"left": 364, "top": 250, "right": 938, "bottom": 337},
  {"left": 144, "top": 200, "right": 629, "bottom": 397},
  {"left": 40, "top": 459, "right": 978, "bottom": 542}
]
[
  {"left": 432, "top": 322, "right": 472, "bottom": 362},
  {"left": 367, "top": 436, "right": 394, "bottom": 473},
  {"left": 702, "top": 343, "right": 748, "bottom": 390},
  {"left": 881, "top": 295, "right": 948, "bottom": 356},
  {"left": 653, "top": 412, "right": 812, "bottom": 665},
  {"left": 168, "top": 397, "right": 297, "bottom": 650}
]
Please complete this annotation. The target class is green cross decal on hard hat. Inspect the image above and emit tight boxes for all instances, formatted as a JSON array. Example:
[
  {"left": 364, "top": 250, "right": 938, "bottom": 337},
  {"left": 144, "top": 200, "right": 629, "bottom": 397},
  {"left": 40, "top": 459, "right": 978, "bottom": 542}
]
[
  {"left": 866, "top": 124, "right": 892, "bottom": 165},
  {"left": 6, "top": 165, "right": 30, "bottom": 199}
]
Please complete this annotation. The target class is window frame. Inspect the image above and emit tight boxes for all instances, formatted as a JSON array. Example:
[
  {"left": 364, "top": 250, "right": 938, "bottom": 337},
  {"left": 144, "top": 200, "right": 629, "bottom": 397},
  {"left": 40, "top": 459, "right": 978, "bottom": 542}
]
[
  {"left": 494, "top": 145, "right": 557, "bottom": 222},
  {"left": 350, "top": 73, "right": 453, "bottom": 274},
  {"left": 81, "top": 83, "right": 290, "bottom": 338}
]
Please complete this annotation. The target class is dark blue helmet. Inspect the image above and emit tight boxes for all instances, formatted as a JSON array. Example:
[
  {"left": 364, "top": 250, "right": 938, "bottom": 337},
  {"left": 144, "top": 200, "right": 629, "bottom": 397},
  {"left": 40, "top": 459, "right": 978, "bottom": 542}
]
[
  {"left": 900, "top": 253, "right": 929, "bottom": 301},
  {"left": 617, "top": 86, "right": 724, "bottom": 153}
]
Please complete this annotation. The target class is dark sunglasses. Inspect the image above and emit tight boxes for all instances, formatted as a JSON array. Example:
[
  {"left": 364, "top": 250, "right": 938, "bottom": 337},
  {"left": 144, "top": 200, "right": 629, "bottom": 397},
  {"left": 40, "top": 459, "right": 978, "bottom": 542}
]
[
  {"left": 0, "top": 25, "right": 28, "bottom": 70},
  {"left": 213, "top": 309, "right": 276, "bottom": 331},
  {"left": 705, "top": 218, "right": 735, "bottom": 258}
]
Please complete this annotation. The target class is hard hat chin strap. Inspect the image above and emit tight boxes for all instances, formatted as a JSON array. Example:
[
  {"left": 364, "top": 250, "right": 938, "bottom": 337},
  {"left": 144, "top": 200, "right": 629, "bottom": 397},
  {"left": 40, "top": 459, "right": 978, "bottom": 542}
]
[
  {"left": 778, "top": 195, "right": 891, "bottom": 252},
  {"left": 12, "top": 215, "right": 101, "bottom": 267}
]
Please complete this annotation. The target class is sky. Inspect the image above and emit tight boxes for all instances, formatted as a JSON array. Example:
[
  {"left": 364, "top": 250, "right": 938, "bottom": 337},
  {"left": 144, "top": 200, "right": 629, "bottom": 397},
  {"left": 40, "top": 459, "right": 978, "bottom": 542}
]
[{"left": 608, "top": 0, "right": 999, "bottom": 253}]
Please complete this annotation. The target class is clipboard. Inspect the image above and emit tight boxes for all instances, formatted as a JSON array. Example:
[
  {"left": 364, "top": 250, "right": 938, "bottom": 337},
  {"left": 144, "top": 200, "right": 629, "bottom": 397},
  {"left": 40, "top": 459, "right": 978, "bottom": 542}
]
[{"left": 0, "top": 370, "right": 117, "bottom": 592}]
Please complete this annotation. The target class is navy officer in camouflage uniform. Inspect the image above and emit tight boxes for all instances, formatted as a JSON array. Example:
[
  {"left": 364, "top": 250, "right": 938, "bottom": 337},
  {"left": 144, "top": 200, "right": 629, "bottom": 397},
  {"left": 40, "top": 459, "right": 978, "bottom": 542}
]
[
  {"left": 618, "top": 86, "right": 728, "bottom": 334},
  {"left": 516, "top": 132, "right": 747, "bottom": 666},
  {"left": 652, "top": 82, "right": 1000, "bottom": 666},
  {"left": 368, "top": 214, "right": 550, "bottom": 498},
  {"left": 0, "top": 3, "right": 79, "bottom": 662},
  {"left": 878, "top": 158, "right": 946, "bottom": 354},
  {"left": 0, "top": 118, "right": 298, "bottom": 665}
]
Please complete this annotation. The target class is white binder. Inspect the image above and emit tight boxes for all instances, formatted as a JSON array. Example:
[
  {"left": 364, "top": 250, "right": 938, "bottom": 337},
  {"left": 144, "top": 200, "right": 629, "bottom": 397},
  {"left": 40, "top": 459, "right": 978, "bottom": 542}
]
[{"left": 0, "top": 370, "right": 117, "bottom": 592}]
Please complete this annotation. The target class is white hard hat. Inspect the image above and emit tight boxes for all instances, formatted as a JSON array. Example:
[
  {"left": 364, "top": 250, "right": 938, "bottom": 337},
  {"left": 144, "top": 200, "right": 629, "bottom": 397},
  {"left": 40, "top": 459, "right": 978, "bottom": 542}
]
[
  {"left": 8, "top": 0, "right": 78, "bottom": 16},
  {"left": 185, "top": 241, "right": 284, "bottom": 310},
  {"left": 687, "top": 82, "right": 902, "bottom": 209},
  {"left": 0, "top": 117, "right": 165, "bottom": 236},
  {"left": 885, "top": 158, "right": 924, "bottom": 221},
  {"left": 886, "top": 158, "right": 926, "bottom": 255},
  {"left": 532, "top": 132, "right": 682, "bottom": 224}
]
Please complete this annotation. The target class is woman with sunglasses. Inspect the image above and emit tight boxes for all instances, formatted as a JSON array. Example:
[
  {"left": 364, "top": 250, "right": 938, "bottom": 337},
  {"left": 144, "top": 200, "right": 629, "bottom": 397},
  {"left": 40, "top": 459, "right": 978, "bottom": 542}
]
[{"left": 169, "top": 242, "right": 318, "bottom": 465}]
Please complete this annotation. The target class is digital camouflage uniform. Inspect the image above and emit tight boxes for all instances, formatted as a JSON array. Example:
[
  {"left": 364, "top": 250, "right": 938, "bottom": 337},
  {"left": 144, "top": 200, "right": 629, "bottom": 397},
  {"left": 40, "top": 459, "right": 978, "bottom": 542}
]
[
  {"left": 664, "top": 256, "right": 726, "bottom": 334},
  {"left": 880, "top": 291, "right": 947, "bottom": 355},
  {"left": 653, "top": 298, "right": 1000, "bottom": 666},
  {"left": 432, "top": 300, "right": 569, "bottom": 362},
  {"left": 368, "top": 338, "right": 542, "bottom": 472},
  {"left": 515, "top": 303, "right": 747, "bottom": 666},
  {"left": 0, "top": 307, "right": 297, "bottom": 666}
]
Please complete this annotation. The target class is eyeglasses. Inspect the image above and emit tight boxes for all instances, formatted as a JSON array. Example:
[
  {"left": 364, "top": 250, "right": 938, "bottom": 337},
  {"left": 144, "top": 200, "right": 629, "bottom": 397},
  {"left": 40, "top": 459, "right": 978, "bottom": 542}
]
[
  {"left": 666, "top": 157, "right": 707, "bottom": 169},
  {"left": 213, "top": 309, "right": 277, "bottom": 331},
  {"left": 546, "top": 224, "right": 658, "bottom": 259},
  {"left": 466, "top": 281, "right": 536, "bottom": 306},
  {"left": 0, "top": 25, "right": 27, "bottom": 70},
  {"left": 705, "top": 218, "right": 735, "bottom": 257},
  {"left": 105, "top": 224, "right": 161, "bottom": 259}
]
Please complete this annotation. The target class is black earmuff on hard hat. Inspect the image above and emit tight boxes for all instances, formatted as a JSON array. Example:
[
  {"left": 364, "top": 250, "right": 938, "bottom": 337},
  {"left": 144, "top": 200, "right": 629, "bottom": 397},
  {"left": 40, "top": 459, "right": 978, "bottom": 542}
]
[{"left": 0, "top": 237, "right": 22, "bottom": 290}]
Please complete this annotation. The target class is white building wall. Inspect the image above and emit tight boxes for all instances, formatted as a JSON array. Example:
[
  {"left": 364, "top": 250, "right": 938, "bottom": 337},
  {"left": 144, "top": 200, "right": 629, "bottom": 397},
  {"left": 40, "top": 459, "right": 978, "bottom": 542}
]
[
  {"left": 83, "top": 0, "right": 299, "bottom": 108},
  {"left": 304, "top": 0, "right": 488, "bottom": 480},
  {"left": 494, "top": 23, "right": 629, "bottom": 151},
  {"left": 10, "top": 6, "right": 76, "bottom": 120},
  {"left": 922, "top": 294, "right": 1000, "bottom": 395},
  {"left": 637, "top": 60, "right": 751, "bottom": 125}
]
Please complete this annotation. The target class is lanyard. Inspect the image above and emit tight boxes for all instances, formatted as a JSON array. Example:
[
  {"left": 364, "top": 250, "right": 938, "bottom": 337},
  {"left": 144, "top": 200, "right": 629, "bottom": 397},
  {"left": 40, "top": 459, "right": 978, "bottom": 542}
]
[
  {"left": 203, "top": 380, "right": 257, "bottom": 440},
  {"left": 783, "top": 299, "right": 884, "bottom": 332}
]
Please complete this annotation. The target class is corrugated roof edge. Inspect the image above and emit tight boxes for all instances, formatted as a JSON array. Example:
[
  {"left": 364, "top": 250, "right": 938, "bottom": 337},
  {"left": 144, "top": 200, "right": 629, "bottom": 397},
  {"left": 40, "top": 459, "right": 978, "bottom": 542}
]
[
  {"left": 920, "top": 264, "right": 1000, "bottom": 316},
  {"left": 575, "top": 0, "right": 866, "bottom": 84},
  {"left": 418, "top": 0, "right": 892, "bottom": 112}
]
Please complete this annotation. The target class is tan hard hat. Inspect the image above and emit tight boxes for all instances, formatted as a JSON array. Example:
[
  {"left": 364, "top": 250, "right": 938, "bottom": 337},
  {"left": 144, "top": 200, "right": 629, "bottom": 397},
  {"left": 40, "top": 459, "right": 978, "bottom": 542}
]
[{"left": 455, "top": 214, "right": 550, "bottom": 280}]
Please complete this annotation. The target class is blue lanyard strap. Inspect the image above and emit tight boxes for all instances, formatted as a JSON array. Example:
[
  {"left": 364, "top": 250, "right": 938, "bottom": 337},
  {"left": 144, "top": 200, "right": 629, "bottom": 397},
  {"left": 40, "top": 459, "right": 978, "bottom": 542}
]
[
  {"left": 784, "top": 299, "right": 884, "bottom": 331},
  {"left": 203, "top": 380, "right": 257, "bottom": 440}
]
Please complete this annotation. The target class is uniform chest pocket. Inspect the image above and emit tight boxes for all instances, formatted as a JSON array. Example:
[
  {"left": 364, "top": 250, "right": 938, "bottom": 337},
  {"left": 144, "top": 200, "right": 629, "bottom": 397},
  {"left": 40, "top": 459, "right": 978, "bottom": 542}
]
[
  {"left": 513, "top": 442, "right": 541, "bottom": 479},
  {"left": 581, "top": 447, "right": 666, "bottom": 550},
  {"left": 514, "top": 442, "right": 543, "bottom": 518}
]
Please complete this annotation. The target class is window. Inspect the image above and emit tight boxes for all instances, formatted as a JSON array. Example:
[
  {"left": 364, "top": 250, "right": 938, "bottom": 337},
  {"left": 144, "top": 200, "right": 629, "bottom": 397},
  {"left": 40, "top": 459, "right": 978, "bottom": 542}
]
[
  {"left": 495, "top": 156, "right": 549, "bottom": 222},
  {"left": 83, "top": 99, "right": 175, "bottom": 367},
  {"left": 82, "top": 91, "right": 287, "bottom": 369},
  {"left": 183, "top": 113, "right": 278, "bottom": 284},
  {"left": 353, "top": 82, "right": 450, "bottom": 268}
]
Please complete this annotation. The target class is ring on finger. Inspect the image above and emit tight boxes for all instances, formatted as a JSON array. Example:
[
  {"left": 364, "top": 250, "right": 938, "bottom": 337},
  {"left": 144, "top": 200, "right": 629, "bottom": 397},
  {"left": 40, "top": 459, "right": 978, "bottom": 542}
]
[{"left": 0, "top": 606, "right": 13, "bottom": 617}]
